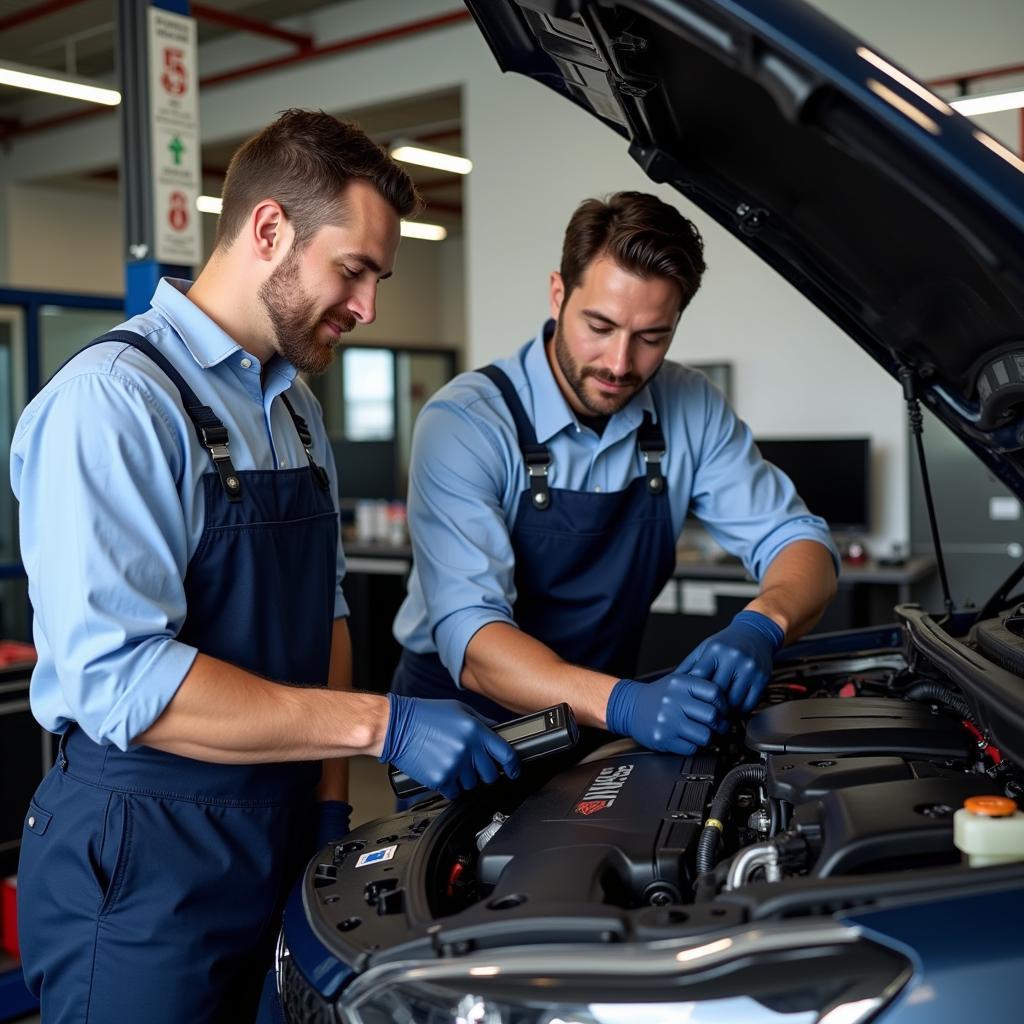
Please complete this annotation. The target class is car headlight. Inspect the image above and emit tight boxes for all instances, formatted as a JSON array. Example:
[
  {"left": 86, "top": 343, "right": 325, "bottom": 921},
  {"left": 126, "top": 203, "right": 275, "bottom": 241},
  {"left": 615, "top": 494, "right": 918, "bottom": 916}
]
[{"left": 337, "top": 923, "right": 910, "bottom": 1024}]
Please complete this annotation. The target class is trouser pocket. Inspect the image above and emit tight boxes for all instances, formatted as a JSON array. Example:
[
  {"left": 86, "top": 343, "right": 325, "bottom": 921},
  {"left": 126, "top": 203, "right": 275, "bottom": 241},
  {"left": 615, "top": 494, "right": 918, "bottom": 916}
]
[
  {"left": 17, "top": 769, "right": 130, "bottom": 1004},
  {"left": 92, "top": 790, "right": 131, "bottom": 916}
]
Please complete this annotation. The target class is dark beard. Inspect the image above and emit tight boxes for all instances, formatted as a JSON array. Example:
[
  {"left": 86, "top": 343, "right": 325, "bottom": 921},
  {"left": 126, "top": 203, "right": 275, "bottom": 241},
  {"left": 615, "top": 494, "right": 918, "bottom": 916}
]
[
  {"left": 257, "top": 249, "right": 354, "bottom": 375},
  {"left": 552, "top": 315, "right": 642, "bottom": 415}
]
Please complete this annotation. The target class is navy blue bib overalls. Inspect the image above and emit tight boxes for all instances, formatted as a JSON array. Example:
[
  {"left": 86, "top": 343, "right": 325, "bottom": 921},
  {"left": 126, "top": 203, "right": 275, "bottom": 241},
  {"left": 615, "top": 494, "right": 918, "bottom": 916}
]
[
  {"left": 17, "top": 332, "right": 337, "bottom": 1023},
  {"left": 391, "top": 365, "right": 678, "bottom": 721}
]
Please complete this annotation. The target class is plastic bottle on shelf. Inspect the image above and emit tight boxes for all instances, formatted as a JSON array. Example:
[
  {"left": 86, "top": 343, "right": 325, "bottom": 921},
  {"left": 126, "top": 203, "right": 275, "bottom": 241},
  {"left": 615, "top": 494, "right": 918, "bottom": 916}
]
[{"left": 953, "top": 795, "right": 1024, "bottom": 866}]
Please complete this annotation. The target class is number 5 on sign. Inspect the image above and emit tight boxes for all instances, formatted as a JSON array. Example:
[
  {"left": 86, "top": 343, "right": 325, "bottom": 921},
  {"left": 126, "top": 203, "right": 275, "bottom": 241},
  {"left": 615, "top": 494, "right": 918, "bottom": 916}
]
[{"left": 162, "top": 47, "right": 187, "bottom": 96}]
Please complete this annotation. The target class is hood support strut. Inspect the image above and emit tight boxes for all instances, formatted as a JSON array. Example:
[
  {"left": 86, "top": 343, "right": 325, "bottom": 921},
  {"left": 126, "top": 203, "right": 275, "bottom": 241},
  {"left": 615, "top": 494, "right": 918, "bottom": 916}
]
[{"left": 900, "top": 365, "right": 955, "bottom": 618}]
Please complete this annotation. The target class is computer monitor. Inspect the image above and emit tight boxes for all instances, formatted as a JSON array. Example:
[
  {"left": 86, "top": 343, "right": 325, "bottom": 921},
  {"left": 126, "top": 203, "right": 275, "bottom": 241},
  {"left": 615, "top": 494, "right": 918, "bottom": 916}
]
[{"left": 755, "top": 437, "right": 871, "bottom": 534}]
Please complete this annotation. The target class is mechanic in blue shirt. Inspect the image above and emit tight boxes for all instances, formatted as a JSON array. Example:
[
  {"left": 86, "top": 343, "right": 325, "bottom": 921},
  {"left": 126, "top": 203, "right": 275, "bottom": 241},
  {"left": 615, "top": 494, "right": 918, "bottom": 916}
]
[
  {"left": 11, "top": 110, "right": 517, "bottom": 1024},
  {"left": 393, "top": 191, "right": 839, "bottom": 754}
]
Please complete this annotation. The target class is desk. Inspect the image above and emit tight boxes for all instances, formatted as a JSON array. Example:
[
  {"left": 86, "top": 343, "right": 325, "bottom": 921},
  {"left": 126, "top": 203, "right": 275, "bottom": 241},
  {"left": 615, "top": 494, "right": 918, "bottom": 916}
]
[
  {"left": 342, "top": 542, "right": 412, "bottom": 693},
  {"left": 673, "top": 555, "right": 936, "bottom": 605},
  {"left": 636, "top": 556, "right": 937, "bottom": 675},
  {"left": 339, "top": 544, "right": 937, "bottom": 686}
]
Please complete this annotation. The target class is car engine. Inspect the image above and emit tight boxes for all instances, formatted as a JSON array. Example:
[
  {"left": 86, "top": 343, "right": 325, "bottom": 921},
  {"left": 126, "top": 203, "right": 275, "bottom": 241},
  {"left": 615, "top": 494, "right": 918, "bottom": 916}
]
[{"left": 282, "top": 607, "right": 1024, "bottom": 1020}]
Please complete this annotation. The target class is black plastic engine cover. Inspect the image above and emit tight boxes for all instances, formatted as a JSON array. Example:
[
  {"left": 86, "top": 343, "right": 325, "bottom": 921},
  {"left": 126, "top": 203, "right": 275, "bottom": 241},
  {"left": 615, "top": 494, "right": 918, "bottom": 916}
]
[
  {"left": 794, "top": 774, "right": 996, "bottom": 876},
  {"left": 478, "top": 747, "right": 717, "bottom": 904},
  {"left": 746, "top": 697, "right": 972, "bottom": 759},
  {"left": 766, "top": 755, "right": 912, "bottom": 803}
]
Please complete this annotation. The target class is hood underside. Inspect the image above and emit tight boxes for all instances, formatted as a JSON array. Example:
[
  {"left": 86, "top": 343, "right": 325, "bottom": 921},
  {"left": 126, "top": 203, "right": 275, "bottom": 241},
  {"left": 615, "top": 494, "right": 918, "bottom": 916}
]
[{"left": 465, "top": 0, "right": 1024, "bottom": 497}]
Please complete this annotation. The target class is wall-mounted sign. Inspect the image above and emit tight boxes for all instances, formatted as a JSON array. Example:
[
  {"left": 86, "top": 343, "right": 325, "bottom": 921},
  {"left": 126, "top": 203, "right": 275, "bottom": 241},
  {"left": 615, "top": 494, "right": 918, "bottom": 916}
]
[{"left": 148, "top": 7, "right": 201, "bottom": 266}]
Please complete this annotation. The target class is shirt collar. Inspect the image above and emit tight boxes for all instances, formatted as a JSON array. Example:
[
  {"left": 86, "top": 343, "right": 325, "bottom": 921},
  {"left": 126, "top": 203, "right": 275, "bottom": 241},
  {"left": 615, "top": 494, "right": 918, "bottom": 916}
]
[
  {"left": 525, "top": 319, "right": 658, "bottom": 444},
  {"left": 150, "top": 278, "right": 298, "bottom": 384}
]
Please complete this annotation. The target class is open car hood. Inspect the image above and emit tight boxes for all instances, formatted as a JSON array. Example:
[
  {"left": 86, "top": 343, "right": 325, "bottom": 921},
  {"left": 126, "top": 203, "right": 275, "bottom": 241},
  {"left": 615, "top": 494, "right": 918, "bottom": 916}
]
[{"left": 465, "top": 0, "right": 1024, "bottom": 498}]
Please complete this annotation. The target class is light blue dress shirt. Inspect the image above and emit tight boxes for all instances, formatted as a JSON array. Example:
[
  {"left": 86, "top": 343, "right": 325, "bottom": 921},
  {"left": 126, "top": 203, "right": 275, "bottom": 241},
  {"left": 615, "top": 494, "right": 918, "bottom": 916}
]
[
  {"left": 11, "top": 278, "right": 347, "bottom": 750},
  {"left": 393, "top": 321, "right": 839, "bottom": 681}
]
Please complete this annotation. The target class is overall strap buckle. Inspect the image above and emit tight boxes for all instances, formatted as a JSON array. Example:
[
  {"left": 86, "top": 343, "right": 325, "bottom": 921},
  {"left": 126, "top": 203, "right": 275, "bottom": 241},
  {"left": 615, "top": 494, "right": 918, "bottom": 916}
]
[
  {"left": 638, "top": 411, "right": 667, "bottom": 496},
  {"left": 640, "top": 445, "right": 666, "bottom": 494},
  {"left": 524, "top": 444, "right": 552, "bottom": 510},
  {"left": 192, "top": 407, "right": 242, "bottom": 501}
]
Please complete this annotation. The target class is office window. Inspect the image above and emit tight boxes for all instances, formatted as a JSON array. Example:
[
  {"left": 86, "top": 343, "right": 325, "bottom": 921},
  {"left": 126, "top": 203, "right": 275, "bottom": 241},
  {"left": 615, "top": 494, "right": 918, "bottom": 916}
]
[{"left": 343, "top": 348, "right": 394, "bottom": 441}]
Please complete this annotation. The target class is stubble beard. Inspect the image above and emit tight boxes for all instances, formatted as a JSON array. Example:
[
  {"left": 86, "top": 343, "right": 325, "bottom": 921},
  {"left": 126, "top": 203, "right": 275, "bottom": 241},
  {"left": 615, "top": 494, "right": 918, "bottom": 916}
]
[
  {"left": 552, "top": 316, "right": 643, "bottom": 416},
  {"left": 257, "top": 248, "right": 355, "bottom": 375}
]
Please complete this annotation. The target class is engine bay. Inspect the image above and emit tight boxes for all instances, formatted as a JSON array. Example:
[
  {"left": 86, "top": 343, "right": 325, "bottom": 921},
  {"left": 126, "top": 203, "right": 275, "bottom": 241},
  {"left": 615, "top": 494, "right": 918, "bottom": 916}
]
[{"left": 290, "top": 605, "right": 1024, "bottom": 1005}]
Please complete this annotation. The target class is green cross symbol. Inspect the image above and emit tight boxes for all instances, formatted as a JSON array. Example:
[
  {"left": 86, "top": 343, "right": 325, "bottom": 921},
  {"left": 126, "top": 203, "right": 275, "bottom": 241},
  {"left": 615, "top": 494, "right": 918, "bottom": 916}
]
[{"left": 168, "top": 136, "right": 184, "bottom": 165}]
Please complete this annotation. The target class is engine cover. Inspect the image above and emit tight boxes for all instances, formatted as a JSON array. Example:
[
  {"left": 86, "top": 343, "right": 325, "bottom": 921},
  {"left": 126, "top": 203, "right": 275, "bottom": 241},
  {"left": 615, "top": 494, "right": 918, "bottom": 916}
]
[
  {"left": 478, "top": 746, "right": 718, "bottom": 904},
  {"left": 745, "top": 697, "right": 972, "bottom": 759}
]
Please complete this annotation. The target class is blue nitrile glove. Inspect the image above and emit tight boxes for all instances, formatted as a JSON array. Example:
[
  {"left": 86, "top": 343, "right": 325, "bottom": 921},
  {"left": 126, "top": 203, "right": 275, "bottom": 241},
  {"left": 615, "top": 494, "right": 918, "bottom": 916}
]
[
  {"left": 380, "top": 693, "right": 521, "bottom": 801},
  {"left": 313, "top": 800, "right": 352, "bottom": 849},
  {"left": 676, "top": 610, "right": 785, "bottom": 714},
  {"left": 605, "top": 673, "right": 728, "bottom": 755}
]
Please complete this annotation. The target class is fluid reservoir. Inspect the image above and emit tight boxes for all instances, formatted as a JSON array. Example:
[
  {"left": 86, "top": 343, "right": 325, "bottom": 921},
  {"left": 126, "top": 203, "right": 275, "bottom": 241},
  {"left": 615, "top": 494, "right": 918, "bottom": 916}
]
[{"left": 953, "top": 795, "right": 1024, "bottom": 867}]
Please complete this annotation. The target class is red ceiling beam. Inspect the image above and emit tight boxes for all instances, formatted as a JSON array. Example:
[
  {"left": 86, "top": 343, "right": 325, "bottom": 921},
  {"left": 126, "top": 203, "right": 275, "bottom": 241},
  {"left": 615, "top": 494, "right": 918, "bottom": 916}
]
[
  {"left": 190, "top": 2, "right": 313, "bottom": 51},
  {"left": 926, "top": 61, "right": 1024, "bottom": 90},
  {"left": 0, "top": 0, "right": 88, "bottom": 33},
  {"left": 200, "top": 8, "right": 470, "bottom": 89},
  {"left": 0, "top": 7, "right": 471, "bottom": 141}
]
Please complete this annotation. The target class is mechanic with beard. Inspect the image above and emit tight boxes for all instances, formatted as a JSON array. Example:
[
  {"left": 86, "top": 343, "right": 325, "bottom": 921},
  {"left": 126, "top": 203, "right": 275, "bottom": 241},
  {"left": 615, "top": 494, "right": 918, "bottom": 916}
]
[
  {"left": 11, "top": 110, "right": 518, "bottom": 1024},
  {"left": 392, "top": 191, "right": 839, "bottom": 755}
]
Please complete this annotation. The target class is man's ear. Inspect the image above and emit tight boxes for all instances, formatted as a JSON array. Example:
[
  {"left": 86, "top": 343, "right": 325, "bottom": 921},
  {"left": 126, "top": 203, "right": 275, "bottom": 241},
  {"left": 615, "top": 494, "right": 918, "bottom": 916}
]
[
  {"left": 251, "top": 200, "right": 289, "bottom": 262},
  {"left": 549, "top": 270, "right": 565, "bottom": 321}
]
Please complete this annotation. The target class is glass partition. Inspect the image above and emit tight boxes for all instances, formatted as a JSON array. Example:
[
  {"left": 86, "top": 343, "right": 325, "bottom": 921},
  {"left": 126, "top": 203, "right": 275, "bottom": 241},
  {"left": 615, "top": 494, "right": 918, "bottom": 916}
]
[
  {"left": 0, "top": 289, "right": 122, "bottom": 640},
  {"left": 311, "top": 345, "right": 457, "bottom": 502},
  {"left": 39, "top": 305, "right": 121, "bottom": 384}
]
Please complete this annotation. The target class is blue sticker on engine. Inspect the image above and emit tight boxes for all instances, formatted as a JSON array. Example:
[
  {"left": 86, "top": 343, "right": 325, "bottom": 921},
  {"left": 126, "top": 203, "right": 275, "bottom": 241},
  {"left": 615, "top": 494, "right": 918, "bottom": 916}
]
[{"left": 355, "top": 844, "right": 397, "bottom": 868}]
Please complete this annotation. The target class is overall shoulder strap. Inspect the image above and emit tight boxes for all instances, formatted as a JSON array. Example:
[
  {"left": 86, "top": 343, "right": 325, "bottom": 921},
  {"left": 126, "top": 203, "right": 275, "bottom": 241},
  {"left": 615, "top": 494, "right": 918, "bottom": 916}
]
[
  {"left": 87, "top": 330, "right": 243, "bottom": 501},
  {"left": 475, "top": 364, "right": 552, "bottom": 511},
  {"left": 279, "top": 392, "right": 330, "bottom": 490}
]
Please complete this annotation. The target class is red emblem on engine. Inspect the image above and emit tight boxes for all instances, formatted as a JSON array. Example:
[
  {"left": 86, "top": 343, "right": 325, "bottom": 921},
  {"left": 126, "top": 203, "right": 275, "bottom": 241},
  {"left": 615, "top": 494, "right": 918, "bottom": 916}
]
[{"left": 573, "top": 799, "right": 609, "bottom": 816}]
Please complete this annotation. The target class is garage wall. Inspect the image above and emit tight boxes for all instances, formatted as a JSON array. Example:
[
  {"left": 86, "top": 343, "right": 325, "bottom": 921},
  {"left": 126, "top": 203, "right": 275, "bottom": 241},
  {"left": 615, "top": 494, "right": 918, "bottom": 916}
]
[
  {"left": 1, "top": 0, "right": 1021, "bottom": 554},
  {"left": 461, "top": 1, "right": 1023, "bottom": 556},
  {"left": 4, "top": 183, "right": 122, "bottom": 296}
]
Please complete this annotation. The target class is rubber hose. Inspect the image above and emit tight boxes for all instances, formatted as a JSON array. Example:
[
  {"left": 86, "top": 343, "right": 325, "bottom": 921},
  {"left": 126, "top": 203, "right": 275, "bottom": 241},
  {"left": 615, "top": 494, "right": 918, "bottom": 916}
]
[
  {"left": 905, "top": 682, "right": 972, "bottom": 721},
  {"left": 695, "top": 763, "right": 767, "bottom": 875}
]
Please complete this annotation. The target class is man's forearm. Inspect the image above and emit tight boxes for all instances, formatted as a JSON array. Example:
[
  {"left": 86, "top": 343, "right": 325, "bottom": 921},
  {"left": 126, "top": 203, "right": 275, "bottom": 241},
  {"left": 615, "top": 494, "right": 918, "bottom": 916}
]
[
  {"left": 745, "top": 540, "right": 838, "bottom": 641},
  {"left": 135, "top": 650, "right": 389, "bottom": 763},
  {"left": 461, "top": 622, "right": 618, "bottom": 728}
]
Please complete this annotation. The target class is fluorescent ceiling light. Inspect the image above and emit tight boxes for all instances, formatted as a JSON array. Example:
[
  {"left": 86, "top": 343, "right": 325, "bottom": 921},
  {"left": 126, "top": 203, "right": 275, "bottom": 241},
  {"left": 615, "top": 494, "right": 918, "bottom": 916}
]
[
  {"left": 0, "top": 59, "right": 120, "bottom": 106},
  {"left": 198, "top": 196, "right": 447, "bottom": 241},
  {"left": 400, "top": 221, "right": 447, "bottom": 241},
  {"left": 390, "top": 143, "right": 472, "bottom": 175},
  {"left": 950, "top": 89, "right": 1024, "bottom": 116}
]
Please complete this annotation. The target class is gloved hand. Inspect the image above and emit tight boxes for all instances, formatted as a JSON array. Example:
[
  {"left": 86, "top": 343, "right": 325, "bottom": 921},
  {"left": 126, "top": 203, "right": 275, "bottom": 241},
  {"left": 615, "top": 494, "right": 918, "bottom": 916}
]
[
  {"left": 676, "top": 610, "right": 785, "bottom": 713},
  {"left": 605, "top": 673, "right": 728, "bottom": 754},
  {"left": 380, "top": 693, "right": 520, "bottom": 801},
  {"left": 312, "top": 800, "right": 352, "bottom": 849}
]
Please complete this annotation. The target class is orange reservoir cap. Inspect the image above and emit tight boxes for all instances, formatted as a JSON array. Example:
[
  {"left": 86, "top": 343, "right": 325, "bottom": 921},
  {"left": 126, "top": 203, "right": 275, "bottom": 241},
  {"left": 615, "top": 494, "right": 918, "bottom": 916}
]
[{"left": 963, "top": 795, "right": 1018, "bottom": 817}]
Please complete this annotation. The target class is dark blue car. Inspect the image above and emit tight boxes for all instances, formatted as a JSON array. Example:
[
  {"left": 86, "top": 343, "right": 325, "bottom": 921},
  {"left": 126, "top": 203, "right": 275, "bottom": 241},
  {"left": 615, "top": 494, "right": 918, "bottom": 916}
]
[{"left": 274, "top": 1, "right": 1024, "bottom": 1020}]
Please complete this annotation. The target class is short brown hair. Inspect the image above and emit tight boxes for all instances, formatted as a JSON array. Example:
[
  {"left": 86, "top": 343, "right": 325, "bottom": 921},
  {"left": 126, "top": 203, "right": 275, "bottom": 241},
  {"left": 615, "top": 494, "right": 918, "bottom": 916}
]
[
  {"left": 215, "top": 108, "right": 422, "bottom": 249},
  {"left": 560, "top": 191, "right": 706, "bottom": 310}
]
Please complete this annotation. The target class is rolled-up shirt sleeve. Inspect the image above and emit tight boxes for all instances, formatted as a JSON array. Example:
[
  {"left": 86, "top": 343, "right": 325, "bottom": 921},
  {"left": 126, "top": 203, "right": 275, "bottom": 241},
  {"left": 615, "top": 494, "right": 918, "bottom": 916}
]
[
  {"left": 688, "top": 378, "right": 840, "bottom": 579},
  {"left": 405, "top": 400, "right": 519, "bottom": 681},
  {"left": 11, "top": 372, "right": 199, "bottom": 750}
]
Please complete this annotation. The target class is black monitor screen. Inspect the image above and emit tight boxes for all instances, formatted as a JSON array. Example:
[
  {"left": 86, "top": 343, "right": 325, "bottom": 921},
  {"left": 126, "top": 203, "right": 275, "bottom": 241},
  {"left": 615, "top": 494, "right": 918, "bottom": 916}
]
[{"left": 755, "top": 438, "right": 870, "bottom": 533}]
